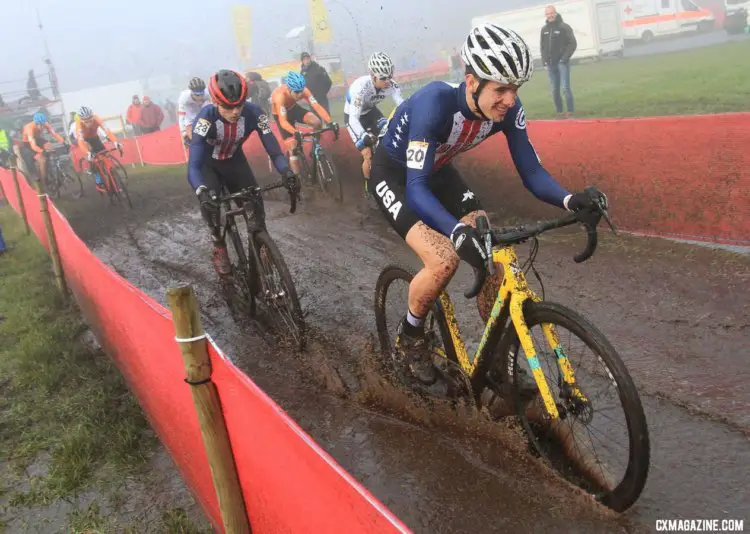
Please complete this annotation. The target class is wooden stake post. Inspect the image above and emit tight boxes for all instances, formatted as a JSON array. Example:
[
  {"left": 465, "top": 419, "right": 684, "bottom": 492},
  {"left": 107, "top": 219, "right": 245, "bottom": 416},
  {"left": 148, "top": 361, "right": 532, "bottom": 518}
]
[
  {"left": 167, "top": 286, "right": 251, "bottom": 534},
  {"left": 9, "top": 160, "right": 30, "bottom": 235},
  {"left": 34, "top": 180, "right": 68, "bottom": 297}
]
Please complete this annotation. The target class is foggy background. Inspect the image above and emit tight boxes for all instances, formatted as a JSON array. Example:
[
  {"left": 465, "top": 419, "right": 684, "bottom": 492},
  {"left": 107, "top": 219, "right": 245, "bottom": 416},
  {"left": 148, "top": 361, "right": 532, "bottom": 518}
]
[{"left": 0, "top": 0, "right": 533, "bottom": 95}]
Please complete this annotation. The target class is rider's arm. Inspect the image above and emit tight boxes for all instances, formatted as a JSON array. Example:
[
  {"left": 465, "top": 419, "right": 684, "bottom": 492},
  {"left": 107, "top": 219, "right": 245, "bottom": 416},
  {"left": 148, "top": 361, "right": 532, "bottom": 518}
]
[
  {"left": 304, "top": 88, "right": 331, "bottom": 123},
  {"left": 26, "top": 126, "right": 44, "bottom": 153},
  {"left": 177, "top": 92, "right": 189, "bottom": 136},
  {"left": 248, "top": 104, "right": 290, "bottom": 174},
  {"left": 346, "top": 85, "right": 368, "bottom": 142},
  {"left": 503, "top": 103, "right": 569, "bottom": 209},
  {"left": 96, "top": 117, "right": 117, "bottom": 143},
  {"left": 186, "top": 111, "right": 214, "bottom": 191},
  {"left": 75, "top": 123, "right": 90, "bottom": 153},
  {"left": 273, "top": 92, "right": 297, "bottom": 135},
  {"left": 46, "top": 123, "right": 64, "bottom": 144},
  {"left": 404, "top": 105, "right": 461, "bottom": 237}
]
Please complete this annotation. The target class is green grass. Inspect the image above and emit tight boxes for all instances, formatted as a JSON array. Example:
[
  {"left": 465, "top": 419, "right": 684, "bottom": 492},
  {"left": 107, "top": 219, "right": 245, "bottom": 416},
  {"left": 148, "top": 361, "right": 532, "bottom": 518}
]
[
  {"left": 328, "top": 40, "right": 750, "bottom": 121},
  {"left": 0, "top": 206, "right": 154, "bottom": 505}
]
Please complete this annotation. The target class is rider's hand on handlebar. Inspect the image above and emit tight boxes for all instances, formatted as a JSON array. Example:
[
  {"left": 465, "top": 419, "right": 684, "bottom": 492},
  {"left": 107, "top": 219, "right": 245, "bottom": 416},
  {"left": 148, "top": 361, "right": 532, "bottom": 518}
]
[
  {"left": 450, "top": 223, "right": 488, "bottom": 273},
  {"left": 565, "top": 188, "right": 608, "bottom": 212},
  {"left": 282, "top": 169, "right": 299, "bottom": 193},
  {"left": 196, "top": 186, "right": 219, "bottom": 211}
]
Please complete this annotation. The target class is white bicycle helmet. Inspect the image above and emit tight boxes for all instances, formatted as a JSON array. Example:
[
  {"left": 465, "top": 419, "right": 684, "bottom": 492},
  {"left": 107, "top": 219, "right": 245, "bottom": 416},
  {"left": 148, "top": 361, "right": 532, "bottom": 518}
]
[
  {"left": 461, "top": 22, "right": 533, "bottom": 86},
  {"left": 78, "top": 106, "right": 94, "bottom": 120},
  {"left": 368, "top": 52, "right": 395, "bottom": 79}
]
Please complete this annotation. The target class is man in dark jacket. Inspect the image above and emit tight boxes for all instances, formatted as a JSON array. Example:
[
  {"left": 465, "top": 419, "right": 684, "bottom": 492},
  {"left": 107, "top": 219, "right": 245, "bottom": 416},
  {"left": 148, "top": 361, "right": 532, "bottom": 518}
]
[
  {"left": 541, "top": 6, "right": 577, "bottom": 117},
  {"left": 246, "top": 72, "right": 272, "bottom": 115},
  {"left": 300, "top": 52, "right": 333, "bottom": 114}
]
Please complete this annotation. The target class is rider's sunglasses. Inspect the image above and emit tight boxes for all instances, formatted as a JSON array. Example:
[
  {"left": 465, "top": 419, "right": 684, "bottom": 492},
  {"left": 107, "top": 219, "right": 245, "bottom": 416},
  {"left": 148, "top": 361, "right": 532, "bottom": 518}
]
[
  {"left": 375, "top": 75, "right": 392, "bottom": 82},
  {"left": 191, "top": 91, "right": 204, "bottom": 99}
]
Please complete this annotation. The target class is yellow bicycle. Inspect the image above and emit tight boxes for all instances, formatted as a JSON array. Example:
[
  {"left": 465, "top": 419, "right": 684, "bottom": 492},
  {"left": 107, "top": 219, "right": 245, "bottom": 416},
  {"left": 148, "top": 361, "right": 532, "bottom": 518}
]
[{"left": 374, "top": 189, "right": 650, "bottom": 512}]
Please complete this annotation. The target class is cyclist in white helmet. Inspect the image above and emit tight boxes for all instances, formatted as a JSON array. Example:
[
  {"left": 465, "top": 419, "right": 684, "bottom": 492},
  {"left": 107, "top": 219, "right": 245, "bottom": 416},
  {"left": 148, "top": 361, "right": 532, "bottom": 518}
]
[
  {"left": 370, "top": 23, "right": 606, "bottom": 384},
  {"left": 178, "top": 77, "right": 210, "bottom": 144},
  {"left": 344, "top": 52, "right": 404, "bottom": 195}
]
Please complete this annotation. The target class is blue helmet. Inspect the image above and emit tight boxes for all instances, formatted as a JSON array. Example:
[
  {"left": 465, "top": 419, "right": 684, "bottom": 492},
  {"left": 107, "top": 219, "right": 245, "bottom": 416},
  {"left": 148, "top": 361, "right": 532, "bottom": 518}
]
[
  {"left": 33, "top": 111, "right": 47, "bottom": 125},
  {"left": 286, "top": 71, "right": 306, "bottom": 93}
]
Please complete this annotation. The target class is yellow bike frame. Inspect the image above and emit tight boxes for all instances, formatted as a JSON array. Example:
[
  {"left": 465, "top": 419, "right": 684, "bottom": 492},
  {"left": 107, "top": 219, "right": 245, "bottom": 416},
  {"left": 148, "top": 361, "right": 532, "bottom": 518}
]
[{"left": 435, "top": 244, "right": 588, "bottom": 420}]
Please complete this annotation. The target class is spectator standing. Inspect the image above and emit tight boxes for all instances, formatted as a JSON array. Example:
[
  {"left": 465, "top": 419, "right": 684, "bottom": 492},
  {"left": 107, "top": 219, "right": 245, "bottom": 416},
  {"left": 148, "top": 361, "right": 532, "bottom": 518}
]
[
  {"left": 126, "top": 95, "right": 142, "bottom": 136},
  {"left": 541, "top": 5, "right": 577, "bottom": 118},
  {"left": 246, "top": 72, "right": 271, "bottom": 115},
  {"left": 164, "top": 98, "right": 178, "bottom": 125},
  {"left": 300, "top": 52, "right": 333, "bottom": 114},
  {"left": 139, "top": 96, "right": 164, "bottom": 134}
]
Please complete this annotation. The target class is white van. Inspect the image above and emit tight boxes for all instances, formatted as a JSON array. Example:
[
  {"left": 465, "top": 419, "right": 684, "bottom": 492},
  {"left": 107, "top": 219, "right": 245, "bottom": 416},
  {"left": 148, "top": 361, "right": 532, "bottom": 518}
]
[
  {"left": 621, "top": 0, "right": 715, "bottom": 41},
  {"left": 471, "top": 0, "right": 625, "bottom": 63}
]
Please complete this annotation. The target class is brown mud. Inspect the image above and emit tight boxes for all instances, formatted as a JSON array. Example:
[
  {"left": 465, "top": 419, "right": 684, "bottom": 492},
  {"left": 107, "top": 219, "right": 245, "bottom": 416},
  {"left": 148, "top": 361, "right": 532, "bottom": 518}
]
[{"left": 56, "top": 159, "right": 749, "bottom": 533}]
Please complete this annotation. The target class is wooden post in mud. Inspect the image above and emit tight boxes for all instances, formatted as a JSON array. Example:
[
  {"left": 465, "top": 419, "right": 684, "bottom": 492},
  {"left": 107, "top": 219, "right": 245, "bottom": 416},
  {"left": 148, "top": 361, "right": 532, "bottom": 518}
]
[
  {"left": 36, "top": 180, "right": 68, "bottom": 298},
  {"left": 167, "top": 286, "right": 251, "bottom": 534},
  {"left": 9, "top": 161, "right": 30, "bottom": 235}
]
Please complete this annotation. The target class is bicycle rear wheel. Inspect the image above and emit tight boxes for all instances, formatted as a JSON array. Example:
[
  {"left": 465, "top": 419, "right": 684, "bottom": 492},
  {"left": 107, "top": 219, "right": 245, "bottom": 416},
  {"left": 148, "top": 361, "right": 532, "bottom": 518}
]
[
  {"left": 497, "top": 300, "right": 650, "bottom": 512},
  {"left": 252, "top": 230, "right": 305, "bottom": 350},
  {"left": 316, "top": 150, "right": 343, "bottom": 203}
]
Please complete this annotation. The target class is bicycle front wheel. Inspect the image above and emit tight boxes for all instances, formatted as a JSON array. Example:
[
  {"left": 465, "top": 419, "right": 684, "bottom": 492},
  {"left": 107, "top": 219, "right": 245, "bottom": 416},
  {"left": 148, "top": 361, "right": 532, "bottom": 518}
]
[
  {"left": 498, "top": 300, "right": 650, "bottom": 512},
  {"left": 316, "top": 150, "right": 343, "bottom": 203},
  {"left": 60, "top": 161, "right": 84, "bottom": 198},
  {"left": 224, "top": 216, "right": 256, "bottom": 320},
  {"left": 109, "top": 161, "right": 132, "bottom": 209},
  {"left": 253, "top": 230, "right": 305, "bottom": 350}
]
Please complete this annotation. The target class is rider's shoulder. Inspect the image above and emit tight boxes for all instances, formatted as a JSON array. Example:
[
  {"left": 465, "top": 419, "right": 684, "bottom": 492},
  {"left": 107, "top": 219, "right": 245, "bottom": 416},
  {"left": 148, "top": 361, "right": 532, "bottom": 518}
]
[{"left": 196, "top": 104, "right": 218, "bottom": 121}]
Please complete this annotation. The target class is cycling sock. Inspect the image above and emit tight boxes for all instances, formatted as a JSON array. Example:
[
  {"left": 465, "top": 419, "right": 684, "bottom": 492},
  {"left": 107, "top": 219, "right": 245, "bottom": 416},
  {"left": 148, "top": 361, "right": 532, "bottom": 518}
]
[{"left": 403, "top": 309, "right": 425, "bottom": 337}]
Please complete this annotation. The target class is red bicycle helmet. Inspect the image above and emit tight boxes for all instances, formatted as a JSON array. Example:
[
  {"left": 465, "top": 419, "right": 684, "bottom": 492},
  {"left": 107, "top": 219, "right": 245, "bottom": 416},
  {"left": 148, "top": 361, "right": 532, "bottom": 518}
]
[{"left": 208, "top": 69, "right": 248, "bottom": 106}]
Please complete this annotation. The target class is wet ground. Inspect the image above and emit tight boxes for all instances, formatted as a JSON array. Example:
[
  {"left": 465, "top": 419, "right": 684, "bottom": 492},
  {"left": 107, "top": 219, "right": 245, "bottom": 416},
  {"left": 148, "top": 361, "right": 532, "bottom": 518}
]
[{"left": 57, "top": 163, "right": 749, "bottom": 533}]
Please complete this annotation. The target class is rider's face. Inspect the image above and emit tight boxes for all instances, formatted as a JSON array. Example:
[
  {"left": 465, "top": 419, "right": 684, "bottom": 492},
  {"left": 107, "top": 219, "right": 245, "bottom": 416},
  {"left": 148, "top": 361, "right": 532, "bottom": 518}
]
[
  {"left": 467, "top": 75, "right": 518, "bottom": 121},
  {"left": 373, "top": 76, "right": 391, "bottom": 90},
  {"left": 217, "top": 103, "right": 243, "bottom": 123},
  {"left": 290, "top": 90, "right": 303, "bottom": 101}
]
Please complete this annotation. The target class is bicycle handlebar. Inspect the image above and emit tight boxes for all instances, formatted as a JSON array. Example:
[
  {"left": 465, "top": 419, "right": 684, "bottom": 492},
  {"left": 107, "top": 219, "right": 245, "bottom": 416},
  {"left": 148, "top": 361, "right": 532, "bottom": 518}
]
[
  {"left": 463, "top": 187, "right": 615, "bottom": 299},
  {"left": 217, "top": 180, "right": 297, "bottom": 214},
  {"left": 299, "top": 123, "right": 339, "bottom": 140}
]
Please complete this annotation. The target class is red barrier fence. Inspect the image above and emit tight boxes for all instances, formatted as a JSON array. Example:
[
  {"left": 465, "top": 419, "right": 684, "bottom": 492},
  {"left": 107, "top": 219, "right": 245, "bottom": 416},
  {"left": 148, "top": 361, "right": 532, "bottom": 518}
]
[
  {"left": 321, "top": 112, "right": 750, "bottom": 246},
  {"left": 72, "top": 110, "right": 749, "bottom": 245},
  {"left": 0, "top": 167, "right": 410, "bottom": 533}
]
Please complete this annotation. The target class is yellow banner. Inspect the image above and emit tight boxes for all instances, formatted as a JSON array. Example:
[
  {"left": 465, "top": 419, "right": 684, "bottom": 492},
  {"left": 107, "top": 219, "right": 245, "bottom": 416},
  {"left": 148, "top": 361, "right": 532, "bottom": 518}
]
[
  {"left": 308, "top": 0, "right": 332, "bottom": 44},
  {"left": 231, "top": 5, "right": 253, "bottom": 68},
  {"left": 251, "top": 61, "right": 300, "bottom": 83}
]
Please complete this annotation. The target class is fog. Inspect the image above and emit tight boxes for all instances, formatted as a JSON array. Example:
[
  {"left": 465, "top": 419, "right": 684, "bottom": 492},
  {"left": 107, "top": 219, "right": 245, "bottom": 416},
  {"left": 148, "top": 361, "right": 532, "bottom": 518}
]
[{"left": 0, "top": 0, "right": 537, "bottom": 95}]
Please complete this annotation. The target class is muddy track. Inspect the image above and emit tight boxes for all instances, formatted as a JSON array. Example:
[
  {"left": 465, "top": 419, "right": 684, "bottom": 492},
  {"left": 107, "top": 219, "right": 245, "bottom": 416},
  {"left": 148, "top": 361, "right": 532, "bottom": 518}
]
[{"left": 58, "top": 164, "right": 750, "bottom": 532}]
